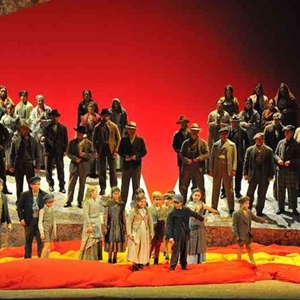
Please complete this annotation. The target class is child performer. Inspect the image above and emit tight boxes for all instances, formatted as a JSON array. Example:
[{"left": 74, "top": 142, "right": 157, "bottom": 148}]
[
  {"left": 103, "top": 186, "right": 126, "bottom": 264},
  {"left": 232, "top": 196, "right": 268, "bottom": 265},
  {"left": 186, "top": 188, "right": 219, "bottom": 264},
  {"left": 166, "top": 194, "right": 204, "bottom": 271},
  {"left": 162, "top": 192, "right": 174, "bottom": 260},
  {"left": 0, "top": 179, "right": 12, "bottom": 249},
  {"left": 79, "top": 186, "right": 103, "bottom": 261},
  {"left": 148, "top": 191, "right": 167, "bottom": 265},
  {"left": 126, "top": 193, "right": 154, "bottom": 271},
  {"left": 38, "top": 193, "right": 57, "bottom": 258}
]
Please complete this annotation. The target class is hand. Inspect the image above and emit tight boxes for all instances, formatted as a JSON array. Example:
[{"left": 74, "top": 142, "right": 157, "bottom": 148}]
[
  {"left": 87, "top": 225, "right": 93, "bottom": 233},
  {"left": 284, "top": 160, "right": 290, "bottom": 167},
  {"left": 75, "top": 157, "right": 82, "bottom": 163},
  {"left": 40, "top": 233, "right": 45, "bottom": 240},
  {"left": 79, "top": 151, "right": 85, "bottom": 158},
  {"left": 209, "top": 172, "right": 214, "bottom": 177},
  {"left": 169, "top": 238, "right": 175, "bottom": 245},
  {"left": 63, "top": 152, "right": 67, "bottom": 157},
  {"left": 268, "top": 178, "right": 273, "bottom": 182},
  {"left": 232, "top": 171, "right": 236, "bottom": 177},
  {"left": 150, "top": 235, "right": 154, "bottom": 240},
  {"left": 7, "top": 223, "right": 12, "bottom": 231},
  {"left": 40, "top": 136, "right": 46, "bottom": 142},
  {"left": 128, "top": 234, "right": 134, "bottom": 241},
  {"left": 278, "top": 159, "right": 284, "bottom": 166},
  {"left": 125, "top": 156, "right": 131, "bottom": 161},
  {"left": 0, "top": 145, "right": 4, "bottom": 151},
  {"left": 131, "top": 155, "right": 137, "bottom": 161},
  {"left": 94, "top": 152, "right": 99, "bottom": 159},
  {"left": 34, "top": 168, "right": 40, "bottom": 174},
  {"left": 244, "top": 175, "right": 248, "bottom": 181},
  {"left": 8, "top": 167, "right": 14, "bottom": 173},
  {"left": 236, "top": 237, "right": 240, "bottom": 241},
  {"left": 192, "top": 158, "right": 199, "bottom": 163},
  {"left": 113, "top": 152, "right": 118, "bottom": 158},
  {"left": 187, "top": 159, "right": 193, "bottom": 165},
  {"left": 53, "top": 233, "right": 57, "bottom": 239},
  {"left": 20, "top": 219, "right": 26, "bottom": 226}
]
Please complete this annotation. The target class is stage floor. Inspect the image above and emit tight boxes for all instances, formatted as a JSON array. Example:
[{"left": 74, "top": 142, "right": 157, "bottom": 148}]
[{"left": 3, "top": 157, "right": 300, "bottom": 247}]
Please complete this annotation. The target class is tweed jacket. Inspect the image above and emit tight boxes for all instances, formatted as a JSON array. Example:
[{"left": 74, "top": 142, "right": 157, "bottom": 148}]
[
  {"left": 67, "top": 137, "right": 94, "bottom": 174},
  {"left": 9, "top": 134, "right": 42, "bottom": 169},
  {"left": 243, "top": 144, "right": 274, "bottom": 182},
  {"left": 209, "top": 139, "right": 237, "bottom": 176},
  {"left": 179, "top": 137, "right": 209, "bottom": 171},
  {"left": 274, "top": 138, "right": 300, "bottom": 172},
  {"left": 93, "top": 119, "right": 121, "bottom": 155},
  {"left": 17, "top": 190, "right": 47, "bottom": 226},
  {"left": 232, "top": 209, "right": 265, "bottom": 240}
]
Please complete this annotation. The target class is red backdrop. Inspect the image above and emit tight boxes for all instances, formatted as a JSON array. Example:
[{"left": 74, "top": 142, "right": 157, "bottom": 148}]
[{"left": 1, "top": 0, "right": 299, "bottom": 196}]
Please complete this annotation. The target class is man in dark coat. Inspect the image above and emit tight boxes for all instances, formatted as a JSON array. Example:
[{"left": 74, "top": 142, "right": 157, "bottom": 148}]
[
  {"left": 274, "top": 125, "right": 300, "bottom": 216},
  {"left": 166, "top": 194, "right": 204, "bottom": 271},
  {"left": 243, "top": 133, "right": 274, "bottom": 216},
  {"left": 228, "top": 114, "right": 250, "bottom": 198},
  {"left": 119, "top": 121, "right": 147, "bottom": 207},
  {"left": 17, "top": 176, "right": 47, "bottom": 258},
  {"left": 0, "top": 122, "right": 11, "bottom": 194},
  {"left": 41, "top": 109, "right": 68, "bottom": 193},
  {"left": 9, "top": 121, "right": 42, "bottom": 205}
]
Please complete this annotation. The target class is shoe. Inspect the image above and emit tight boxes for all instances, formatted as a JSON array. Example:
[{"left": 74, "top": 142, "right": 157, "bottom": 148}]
[
  {"left": 257, "top": 212, "right": 266, "bottom": 217},
  {"left": 235, "top": 193, "right": 242, "bottom": 199},
  {"left": 181, "top": 266, "right": 188, "bottom": 270},
  {"left": 77, "top": 204, "right": 82, "bottom": 209},
  {"left": 137, "top": 264, "right": 144, "bottom": 269},
  {"left": 229, "top": 209, "right": 235, "bottom": 217},
  {"left": 276, "top": 209, "right": 285, "bottom": 215},
  {"left": 169, "top": 266, "right": 175, "bottom": 271},
  {"left": 99, "top": 190, "right": 105, "bottom": 196},
  {"left": 153, "top": 258, "right": 159, "bottom": 265},
  {"left": 165, "top": 256, "right": 169, "bottom": 260},
  {"left": 3, "top": 189, "right": 12, "bottom": 195},
  {"left": 63, "top": 203, "right": 72, "bottom": 208},
  {"left": 292, "top": 209, "right": 299, "bottom": 216},
  {"left": 59, "top": 188, "right": 66, "bottom": 193},
  {"left": 49, "top": 186, "right": 54, "bottom": 192},
  {"left": 108, "top": 258, "right": 112, "bottom": 264},
  {"left": 220, "top": 193, "right": 226, "bottom": 199},
  {"left": 132, "top": 264, "right": 139, "bottom": 272},
  {"left": 112, "top": 258, "right": 117, "bottom": 264}
]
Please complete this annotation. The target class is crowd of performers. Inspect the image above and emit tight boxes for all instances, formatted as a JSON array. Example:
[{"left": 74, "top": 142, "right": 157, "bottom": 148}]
[{"left": 0, "top": 82, "right": 300, "bottom": 271}]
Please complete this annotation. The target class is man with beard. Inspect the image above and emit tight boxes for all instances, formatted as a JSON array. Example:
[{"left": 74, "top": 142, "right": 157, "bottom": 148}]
[
  {"left": 179, "top": 123, "right": 209, "bottom": 205},
  {"left": 93, "top": 108, "right": 121, "bottom": 196},
  {"left": 41, "top": 109, "right": 68, "bottom": 193}
]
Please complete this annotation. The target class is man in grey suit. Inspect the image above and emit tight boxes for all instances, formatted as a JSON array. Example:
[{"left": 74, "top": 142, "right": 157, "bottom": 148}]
[
  {"left": 243, "top": 132, "right": 274, "bottom": 216},
  {"left": 64, "top": 126, "right": 94, "bottom": 208},
  {"left": 209, "top": 127, "right": 237, "bottom": 216}
]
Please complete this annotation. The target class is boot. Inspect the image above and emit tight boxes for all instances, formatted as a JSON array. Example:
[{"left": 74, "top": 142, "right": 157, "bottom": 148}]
[
  {"left": 154, "top": 258, "right": 159, "bottom": 265},
  {"left": 112, "top": 258, "right": 117, "bottom": 264},
  {"left": 132, "top": 264, "right": 139, "bottom": 272},
  {"left": 108, "top": 258, "right": 112, "bottom": 264}
]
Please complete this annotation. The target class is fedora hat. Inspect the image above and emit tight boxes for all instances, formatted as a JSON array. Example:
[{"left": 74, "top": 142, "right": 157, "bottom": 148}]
[
  {"left": 219, "top": 126, "right": 230, "bottom": 133},
  {"left": 230, "top": 114, "right": 242, "bottom": 122},
  {"left": 100, "top": 108, "right": 111, "bottom": 116},
  {"left": 176, "top": 115, "right": 190, "bottom": 124},
  {"left": 190, "top": 123, "right": 201, "bottom": 131},
  {"left": 125, "top": 121, "right": 137, "bottom": 129},
  {"left": 19, "top": 120, "right": 32, "bottom": 132},
  {"left": 49, "top": 109, "right": 61, "bottom": 117},
  {"left": 74, "top": 126, "right": 86, "bottom": 134}
]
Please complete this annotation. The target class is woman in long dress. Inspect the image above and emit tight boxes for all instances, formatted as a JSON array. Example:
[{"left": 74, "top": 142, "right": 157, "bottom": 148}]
[
  {"left": 126, "top": 194, "right": 154, "bottom": 271},
  {"left": 187, "top": 188, "right": 219, "bottom": 264},
  {"left": 79, "top": 186, "right": 103, "bottom": 260}
]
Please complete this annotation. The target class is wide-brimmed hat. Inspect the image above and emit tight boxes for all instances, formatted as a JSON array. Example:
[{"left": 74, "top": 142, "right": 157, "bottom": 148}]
[
  {"left": 125, "top": 121, "right": 137, "bottom": 129},
  {"left": 74, "top": 126, "right": 86, "bottom": 134},
  {"left": 190, "top": 123, "right": 201, "bottom": 131},
  {"left": 282, "top": 125, "right": 295, "bottom": 132},
  {"left": 176, "top": 115, "right": 190, "bottom": 124},
  {"left": 100, "top": 108, "right": 111, "bottom": 116},
  {"left": 49, "top": 109, "right": 61, "bottom": 117},
  {"left": 19, "top": 120, "right": 32, "bottom": 132},
  {"left": 231, "top": 114, "right": 242, "bottom": 122}
]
